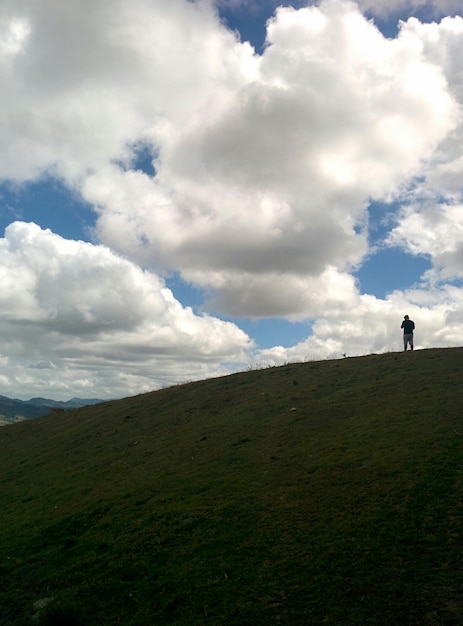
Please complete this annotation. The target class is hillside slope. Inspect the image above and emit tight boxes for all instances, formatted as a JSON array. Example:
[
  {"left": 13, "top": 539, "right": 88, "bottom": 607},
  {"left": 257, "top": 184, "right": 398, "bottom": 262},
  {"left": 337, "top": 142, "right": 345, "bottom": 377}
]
[{"left": 1, "top": 348, "right": 463, "bottom": 625}]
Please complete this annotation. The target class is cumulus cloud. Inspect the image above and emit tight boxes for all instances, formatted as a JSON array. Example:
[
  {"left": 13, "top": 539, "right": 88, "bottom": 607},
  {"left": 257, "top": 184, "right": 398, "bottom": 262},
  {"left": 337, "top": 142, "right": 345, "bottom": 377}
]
[
  {"left": 1, "top": 1, "right": 459, "bottom": 312},
  {"left": 357, "top": 0, "right": 463, "bottom": 20},
  {"left": 0, "top": 0, "right": 257, "bottom": 182},
  {"left": 387, "top": 204, "right": 463, "bottom": 280},
  {"left": 181, "top": 266, "right": 359, "bottom": 319},
  {"left": 82, "top": 0, "right": 458, "bottom": 319},
  {"left": 0, "top": 222, "right": 251, "bottom": 399},
  {"left": 381, "top": 14, "right": 463, "bottom": 283}
]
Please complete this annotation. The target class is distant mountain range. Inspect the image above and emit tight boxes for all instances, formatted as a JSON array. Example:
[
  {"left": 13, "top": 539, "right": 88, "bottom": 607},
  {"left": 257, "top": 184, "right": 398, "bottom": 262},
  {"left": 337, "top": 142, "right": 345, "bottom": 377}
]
[{"left": 0, "top": 395, "right": 103, "bottom": 425}]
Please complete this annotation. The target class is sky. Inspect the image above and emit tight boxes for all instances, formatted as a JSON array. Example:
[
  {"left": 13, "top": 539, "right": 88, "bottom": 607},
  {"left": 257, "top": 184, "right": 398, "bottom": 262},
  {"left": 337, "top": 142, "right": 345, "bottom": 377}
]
[{"left": 0, "top": 0, "right": 463, "bottom": 401}]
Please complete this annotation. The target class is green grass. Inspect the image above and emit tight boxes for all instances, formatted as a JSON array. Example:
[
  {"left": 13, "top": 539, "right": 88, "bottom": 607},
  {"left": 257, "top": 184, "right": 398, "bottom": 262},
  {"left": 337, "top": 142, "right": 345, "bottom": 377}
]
[{"left": 1, "top": 348, "right": 463, "bottom": 624}]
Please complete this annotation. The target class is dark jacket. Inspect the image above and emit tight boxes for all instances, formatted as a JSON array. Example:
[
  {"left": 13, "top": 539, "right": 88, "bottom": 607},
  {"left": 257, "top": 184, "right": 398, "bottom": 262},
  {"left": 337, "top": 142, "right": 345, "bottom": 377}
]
[{"left": 401, "top": 319, "right": 415, "bottom": 334}]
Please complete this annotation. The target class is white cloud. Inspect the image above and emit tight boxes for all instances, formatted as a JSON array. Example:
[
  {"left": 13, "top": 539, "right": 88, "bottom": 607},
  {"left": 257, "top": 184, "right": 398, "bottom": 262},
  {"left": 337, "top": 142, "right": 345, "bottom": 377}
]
[
  {"left": 214, "top": 0, "right": 257, "bottom": 8},
  {"left": 181, "top": 266, "right": 359, "bottom": 319},
  {"left": 381, "top": 15, "right": 463, "bottom": 282},
  {"left": 0, "top": 16, "right": 30, "bottom": 56},
  {"left": 0, "top": 222, "right": 252, "bottom": 399},
  {"left": 387, "top": 204, "right": 463, "bottom": 280},
  {"left": 82, "top": 0, "right": 457, "bottom": 318},
  {"left": 0, "top": 0, "right": 257, "bottom": 182},
  {"left": 356, "top": 0, "right": 463, "bottom": 20}
]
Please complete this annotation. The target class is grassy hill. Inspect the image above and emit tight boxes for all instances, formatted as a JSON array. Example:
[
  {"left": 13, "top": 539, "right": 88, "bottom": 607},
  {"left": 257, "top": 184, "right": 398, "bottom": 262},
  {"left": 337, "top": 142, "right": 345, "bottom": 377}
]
[{"left": 1, "top": 348, "right": 463, "bottom": 625}]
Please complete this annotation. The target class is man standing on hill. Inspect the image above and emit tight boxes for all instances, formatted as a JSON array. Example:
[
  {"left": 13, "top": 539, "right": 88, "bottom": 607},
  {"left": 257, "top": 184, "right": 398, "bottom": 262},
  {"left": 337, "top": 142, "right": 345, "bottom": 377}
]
[{"left": 401, "top": 315, "right": 415, "bottom": 351}]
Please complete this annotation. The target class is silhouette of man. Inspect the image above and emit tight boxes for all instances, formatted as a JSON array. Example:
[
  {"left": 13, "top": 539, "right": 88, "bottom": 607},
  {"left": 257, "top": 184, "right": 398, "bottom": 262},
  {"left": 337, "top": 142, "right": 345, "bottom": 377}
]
[{"left": 401, "top": 315, "right": 415, "bottom": 351}]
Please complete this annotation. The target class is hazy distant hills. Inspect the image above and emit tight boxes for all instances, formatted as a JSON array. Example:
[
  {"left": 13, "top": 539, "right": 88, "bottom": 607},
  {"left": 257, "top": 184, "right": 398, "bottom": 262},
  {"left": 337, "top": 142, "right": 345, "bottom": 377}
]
[{"left": 0, "top": 395, "right": 102, "bottom": 425}]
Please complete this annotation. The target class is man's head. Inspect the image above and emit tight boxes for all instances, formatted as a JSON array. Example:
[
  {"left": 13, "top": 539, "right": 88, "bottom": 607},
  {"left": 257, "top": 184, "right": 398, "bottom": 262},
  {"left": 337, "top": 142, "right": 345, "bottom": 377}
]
[{"left": 404, "top": 315, "right": 409, "bottom": 320}]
